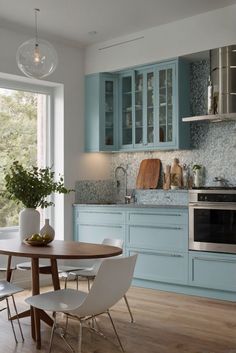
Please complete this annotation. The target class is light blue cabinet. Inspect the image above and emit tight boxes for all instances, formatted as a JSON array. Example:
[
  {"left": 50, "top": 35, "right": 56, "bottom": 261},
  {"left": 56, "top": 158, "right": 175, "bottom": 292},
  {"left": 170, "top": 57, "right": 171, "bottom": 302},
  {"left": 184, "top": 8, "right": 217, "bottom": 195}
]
[
  {"left": 85, "top": 73, "right": 118, "bottom": 152},
  {"left": 126, "top": 208, "right": 188, "bottom": 285},
  {"left": 189, "top": 251, "right": 236, "bottom": 292},
  {"left": 85, "top": 58, "right": 190, "bottom": 152},
  {"left": 73, "top": 205, "right": 236, "bottom": 300},
  {"left": 73, "top": 206, "right": 125, "bottom": 244}
]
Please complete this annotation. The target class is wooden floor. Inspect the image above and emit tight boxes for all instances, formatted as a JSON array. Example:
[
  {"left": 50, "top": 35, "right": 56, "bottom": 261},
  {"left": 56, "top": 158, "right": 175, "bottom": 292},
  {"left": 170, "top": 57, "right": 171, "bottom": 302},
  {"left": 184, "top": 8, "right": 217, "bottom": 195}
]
[{"left": 1, "top": 281, "right": 236, "bottom": 353}]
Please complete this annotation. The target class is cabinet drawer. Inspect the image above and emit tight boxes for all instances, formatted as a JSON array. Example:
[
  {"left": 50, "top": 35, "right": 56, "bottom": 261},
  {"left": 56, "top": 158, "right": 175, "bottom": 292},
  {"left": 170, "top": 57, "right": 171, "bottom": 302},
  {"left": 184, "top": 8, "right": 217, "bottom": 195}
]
[
  {"left": 189, "top": 252, "right": 236, "bottom": 292},
  {"left": 78, "top": 211, "right": 123, "bottom": 225},
  {"left": 129, "top": 250, "right": 188, "bottom": 284},
  {"left": 127, "top": 210, "right": 187, "bottom": 226},
  {"left": 127, "top": 225, "right": 188, "bottom": 251},
  {"left": 78, "top": 224, "right": 124, "bottom": 244}
]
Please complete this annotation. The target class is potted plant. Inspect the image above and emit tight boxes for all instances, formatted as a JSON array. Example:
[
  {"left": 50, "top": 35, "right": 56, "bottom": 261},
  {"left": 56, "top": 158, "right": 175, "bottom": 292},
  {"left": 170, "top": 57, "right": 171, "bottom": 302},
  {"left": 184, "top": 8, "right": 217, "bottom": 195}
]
[{"left": 1, "top": 161, "right": 72, "bottom": 241}]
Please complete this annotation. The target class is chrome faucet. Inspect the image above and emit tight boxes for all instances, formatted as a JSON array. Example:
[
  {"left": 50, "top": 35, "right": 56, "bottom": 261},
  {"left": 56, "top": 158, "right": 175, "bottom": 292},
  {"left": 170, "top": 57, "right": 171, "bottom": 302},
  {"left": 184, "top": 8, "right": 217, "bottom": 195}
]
[{"left": 115, "top": 165, "right": 128, "bottom": 203}]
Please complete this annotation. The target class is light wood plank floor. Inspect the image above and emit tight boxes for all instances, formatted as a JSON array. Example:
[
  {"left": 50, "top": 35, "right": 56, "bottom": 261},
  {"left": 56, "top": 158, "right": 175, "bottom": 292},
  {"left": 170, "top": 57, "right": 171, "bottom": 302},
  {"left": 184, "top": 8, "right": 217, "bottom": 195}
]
[{"left": 1, "top": 281, "right": 236, "bottom": 353}]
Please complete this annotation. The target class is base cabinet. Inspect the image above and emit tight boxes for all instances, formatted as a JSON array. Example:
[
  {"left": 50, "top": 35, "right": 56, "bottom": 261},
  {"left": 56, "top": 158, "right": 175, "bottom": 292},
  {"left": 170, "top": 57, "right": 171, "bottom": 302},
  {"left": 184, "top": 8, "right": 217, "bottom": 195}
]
[
  {"left": 189, "top": 251, "right": 236, "bottom": 292},
  {"left": 73, "top": 205, "right": 236, "bottom": 300},
  {"left": 129, "top": 250, "right": 188, "bottom": 285}
]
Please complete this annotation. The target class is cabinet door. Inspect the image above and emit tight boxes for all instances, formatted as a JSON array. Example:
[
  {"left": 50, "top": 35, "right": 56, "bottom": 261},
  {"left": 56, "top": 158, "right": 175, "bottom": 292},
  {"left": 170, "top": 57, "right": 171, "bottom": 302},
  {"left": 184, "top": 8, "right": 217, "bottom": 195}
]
[
  {"left": 134, "top": 71, "right": 144, "bottom": 146},
  {"left": 120, "top": 72, "right": 134, "bottom": 148},
  {"left": 134, "top": 69, "right": 156, "bottom": 148},
  {"left": 189, "top": 252, "right": 236, "bottom": 292},
  {"left": 156, "top": 63, "right": 176, "bottom": 147},
  {"left": 100, "top": 75, "right": 118, "bottom": 151},
  {"left": 129, "top": 250, "right": 188, "bottom": 285}
]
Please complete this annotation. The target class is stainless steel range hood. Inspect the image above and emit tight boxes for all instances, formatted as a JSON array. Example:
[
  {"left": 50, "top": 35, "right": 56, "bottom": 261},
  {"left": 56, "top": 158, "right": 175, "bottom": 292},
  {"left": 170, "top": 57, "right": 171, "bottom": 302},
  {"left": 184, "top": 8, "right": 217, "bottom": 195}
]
[{"left": 183, "top": 45, "right": 236, "bottom": 123}]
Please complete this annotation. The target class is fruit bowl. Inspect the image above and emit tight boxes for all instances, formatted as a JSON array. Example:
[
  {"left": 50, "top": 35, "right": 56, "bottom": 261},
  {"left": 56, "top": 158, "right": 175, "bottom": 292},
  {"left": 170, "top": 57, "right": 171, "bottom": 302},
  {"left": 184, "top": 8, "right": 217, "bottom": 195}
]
[{"left": 23, "top": 237, "right": 52, "bottom": 247}]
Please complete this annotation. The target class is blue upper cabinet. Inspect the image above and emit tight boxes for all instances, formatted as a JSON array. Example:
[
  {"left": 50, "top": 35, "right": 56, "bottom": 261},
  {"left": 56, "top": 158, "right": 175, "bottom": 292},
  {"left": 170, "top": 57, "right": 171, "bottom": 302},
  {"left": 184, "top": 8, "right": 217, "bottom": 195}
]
[
  {"left": 85, "top": 58, "right": 190, "bottom": 152},
  {"left": 119, "top": 59, "right": 190, "bottom": 151},
  {"left": 85, "top": 73, "right": 118, "bottom": 152}
]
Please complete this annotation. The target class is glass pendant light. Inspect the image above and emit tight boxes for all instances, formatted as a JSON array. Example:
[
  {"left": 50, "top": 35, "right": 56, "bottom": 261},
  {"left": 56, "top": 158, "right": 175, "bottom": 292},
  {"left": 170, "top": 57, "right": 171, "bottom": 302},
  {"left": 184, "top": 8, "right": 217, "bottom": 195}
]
[{"left": 16, "top": 8, "right": 58, "bottom": 79}]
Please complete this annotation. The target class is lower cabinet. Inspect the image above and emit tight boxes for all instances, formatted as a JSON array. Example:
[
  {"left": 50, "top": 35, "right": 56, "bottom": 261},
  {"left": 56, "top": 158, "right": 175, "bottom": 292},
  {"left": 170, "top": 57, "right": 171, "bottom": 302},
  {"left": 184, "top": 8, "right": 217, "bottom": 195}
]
[
  {"left": 73, "top": 206, "right": 125, "bottom": 244},
  {"left": 73, "top": 205, "right": 236, "bottom": 299},
  {"left": 189, "top": 251, "right": 236, "bottom": 292},
  {"left": 129, "top": 250, "right": 188, "bottom": 284}
]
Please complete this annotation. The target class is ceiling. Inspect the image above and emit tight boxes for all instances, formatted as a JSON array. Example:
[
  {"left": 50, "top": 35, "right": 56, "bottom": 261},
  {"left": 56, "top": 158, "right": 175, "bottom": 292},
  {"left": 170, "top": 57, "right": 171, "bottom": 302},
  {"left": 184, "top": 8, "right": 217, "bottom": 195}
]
[{"left": 0, "top": 0, "right": 236, "bottom": 47}]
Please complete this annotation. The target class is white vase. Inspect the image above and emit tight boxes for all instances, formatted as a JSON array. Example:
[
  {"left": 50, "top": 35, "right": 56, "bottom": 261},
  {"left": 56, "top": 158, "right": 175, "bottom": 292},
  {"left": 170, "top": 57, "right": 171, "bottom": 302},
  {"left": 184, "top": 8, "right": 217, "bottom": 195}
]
[
  {"left": 19, "top": 208, "right": 40, "bottom": 242},
  {"left": 40, "top": 219, "right": 55, "bottom": 241}
]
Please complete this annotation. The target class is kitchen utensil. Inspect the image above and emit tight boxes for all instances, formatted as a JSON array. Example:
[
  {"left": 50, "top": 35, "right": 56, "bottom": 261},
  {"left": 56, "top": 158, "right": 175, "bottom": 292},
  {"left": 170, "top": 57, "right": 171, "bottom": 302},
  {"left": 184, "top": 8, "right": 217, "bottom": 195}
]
[{"left": 136, "top": 159, "right": 161, "bottom": 189}]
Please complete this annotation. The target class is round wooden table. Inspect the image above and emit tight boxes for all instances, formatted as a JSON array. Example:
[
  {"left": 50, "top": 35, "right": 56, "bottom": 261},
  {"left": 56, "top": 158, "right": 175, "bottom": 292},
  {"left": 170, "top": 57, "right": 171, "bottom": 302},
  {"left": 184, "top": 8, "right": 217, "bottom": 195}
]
[{"left": 0, "top": 239, "right": 122, "bottom": 349}]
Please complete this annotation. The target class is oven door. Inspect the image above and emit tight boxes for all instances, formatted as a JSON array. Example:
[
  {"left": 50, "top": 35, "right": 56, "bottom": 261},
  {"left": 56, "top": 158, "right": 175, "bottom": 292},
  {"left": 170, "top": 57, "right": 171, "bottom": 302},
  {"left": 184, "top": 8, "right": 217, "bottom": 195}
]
[{"left": 189, "top": 203, "right": 236, "bottom": 254}]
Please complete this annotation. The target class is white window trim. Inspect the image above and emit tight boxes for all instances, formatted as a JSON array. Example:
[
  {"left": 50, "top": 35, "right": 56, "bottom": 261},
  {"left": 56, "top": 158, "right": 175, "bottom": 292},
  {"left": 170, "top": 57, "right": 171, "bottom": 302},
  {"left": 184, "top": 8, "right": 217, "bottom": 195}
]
[{"left": 0, "top": 72, "right": 64, "bottom": 239}]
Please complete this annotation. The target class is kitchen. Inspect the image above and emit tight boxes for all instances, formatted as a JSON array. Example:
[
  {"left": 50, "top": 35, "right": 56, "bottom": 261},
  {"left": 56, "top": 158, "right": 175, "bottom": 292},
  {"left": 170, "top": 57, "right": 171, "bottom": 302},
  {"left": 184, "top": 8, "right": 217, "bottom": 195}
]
[{"left": 1, "top": 1, "right": 236, "bottom": 353}]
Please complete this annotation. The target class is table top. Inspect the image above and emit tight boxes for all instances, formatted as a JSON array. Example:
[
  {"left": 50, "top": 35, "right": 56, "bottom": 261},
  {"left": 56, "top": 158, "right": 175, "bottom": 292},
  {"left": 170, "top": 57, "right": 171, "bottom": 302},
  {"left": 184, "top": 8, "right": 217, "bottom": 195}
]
[{"left": 0, "top": 239, "right": 122, "bottom": 259}]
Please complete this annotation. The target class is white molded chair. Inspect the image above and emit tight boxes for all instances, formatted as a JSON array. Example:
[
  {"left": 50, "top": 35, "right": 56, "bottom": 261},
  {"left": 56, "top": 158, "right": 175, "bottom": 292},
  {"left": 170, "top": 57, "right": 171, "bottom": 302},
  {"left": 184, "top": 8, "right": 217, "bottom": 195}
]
[
  {"left": 64, "top": 238, "right": 135, "bottom": 323},
  {"left": 25, "top": 254, "right": 137, "bottom": 353},
  {"left": 0, "top": 280, "right": 24, "bottom": 343}
]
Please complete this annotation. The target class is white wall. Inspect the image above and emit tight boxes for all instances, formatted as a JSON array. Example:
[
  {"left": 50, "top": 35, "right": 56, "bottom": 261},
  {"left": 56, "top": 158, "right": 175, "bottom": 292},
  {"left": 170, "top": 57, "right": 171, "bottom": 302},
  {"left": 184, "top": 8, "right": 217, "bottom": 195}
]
[
  {"left": 0, "top": 26, "right": 111, "bottom": 243},
  {"left": 85, "top": 4, "right": 236, "bottom": 74}
]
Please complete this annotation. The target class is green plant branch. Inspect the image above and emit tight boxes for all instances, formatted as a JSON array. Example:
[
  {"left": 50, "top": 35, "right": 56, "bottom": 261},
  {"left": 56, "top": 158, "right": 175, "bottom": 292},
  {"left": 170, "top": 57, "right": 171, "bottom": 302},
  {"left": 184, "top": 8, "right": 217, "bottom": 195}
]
[{"left": 0, "top": 161, "right": 73, "bottom": 209}]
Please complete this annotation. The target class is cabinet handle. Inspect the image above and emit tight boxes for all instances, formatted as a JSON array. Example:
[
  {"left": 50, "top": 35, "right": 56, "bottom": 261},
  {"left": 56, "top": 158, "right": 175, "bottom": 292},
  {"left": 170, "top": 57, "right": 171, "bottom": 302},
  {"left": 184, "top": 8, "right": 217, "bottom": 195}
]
[
  {"left": 152, "top": 213, "right": 182, "bottom": 217},
  {"left": 136, "top": 250, "right": 184, "bottom": 258},
  {"left": 194, "top": 256, "right": 236, "bottom": 264}
]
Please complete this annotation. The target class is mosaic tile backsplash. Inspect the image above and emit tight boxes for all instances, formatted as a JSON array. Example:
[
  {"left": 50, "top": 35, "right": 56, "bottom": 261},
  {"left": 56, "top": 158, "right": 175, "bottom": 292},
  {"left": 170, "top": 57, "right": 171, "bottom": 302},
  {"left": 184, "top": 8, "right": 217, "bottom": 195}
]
[{"left": 75, "top": 60, "right": 236, "bottom": 204}]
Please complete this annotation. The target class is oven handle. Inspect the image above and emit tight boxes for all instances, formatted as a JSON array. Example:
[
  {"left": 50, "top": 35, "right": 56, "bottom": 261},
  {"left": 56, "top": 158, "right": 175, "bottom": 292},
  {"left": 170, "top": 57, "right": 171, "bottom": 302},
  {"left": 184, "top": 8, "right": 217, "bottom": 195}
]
[{"left": 189, "top": 203, "right": 236, "bottom": 210}]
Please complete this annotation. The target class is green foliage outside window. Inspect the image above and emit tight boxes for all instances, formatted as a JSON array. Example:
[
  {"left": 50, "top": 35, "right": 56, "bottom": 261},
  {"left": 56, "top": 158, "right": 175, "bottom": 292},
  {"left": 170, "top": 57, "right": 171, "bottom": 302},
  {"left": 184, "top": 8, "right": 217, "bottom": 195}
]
[{"left": 0, "top": 90, "right": 37, "bottom": 227}]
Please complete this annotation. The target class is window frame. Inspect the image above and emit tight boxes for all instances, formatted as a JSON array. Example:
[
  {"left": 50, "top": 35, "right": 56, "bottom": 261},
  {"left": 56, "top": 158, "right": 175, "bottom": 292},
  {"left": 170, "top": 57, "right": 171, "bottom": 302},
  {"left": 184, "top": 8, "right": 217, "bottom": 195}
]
[{"left": 0, "top": 78, "right": 55, "bottom": 235}]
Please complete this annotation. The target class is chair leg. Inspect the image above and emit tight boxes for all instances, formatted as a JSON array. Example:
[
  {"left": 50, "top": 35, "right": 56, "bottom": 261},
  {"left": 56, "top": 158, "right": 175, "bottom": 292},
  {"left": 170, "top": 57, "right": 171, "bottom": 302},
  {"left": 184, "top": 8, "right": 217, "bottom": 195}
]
[
  {"left": 87, "top": 277, "right": 91, "bottom": 292},
  {"left": 77, "top": 320, "right": 83, "bottom": 353},
  {"left": 64, "top": 276, "right": 68, "bottom": 289},
  {"left": 11, "top": 295, "right": 24, "bottom": 341},
  {"left": 123, "top": 294, "right": 134, "bottom": 323},
  {"left": 6, "top": 297, "right": 18, "bottom": 343},
  {"left": 49, "top": 313, "right": 57, "bottom": 353},
  {"left": 107, "top": 310, "right": 124, "bottom": 352}
]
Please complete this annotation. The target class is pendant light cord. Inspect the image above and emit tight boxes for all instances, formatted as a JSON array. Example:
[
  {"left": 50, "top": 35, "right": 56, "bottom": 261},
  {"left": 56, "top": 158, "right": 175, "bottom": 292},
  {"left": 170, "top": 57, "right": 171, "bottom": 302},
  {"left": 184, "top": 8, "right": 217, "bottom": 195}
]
[{"left": 34, "top": 8, "right": 40, "bottom": 45}]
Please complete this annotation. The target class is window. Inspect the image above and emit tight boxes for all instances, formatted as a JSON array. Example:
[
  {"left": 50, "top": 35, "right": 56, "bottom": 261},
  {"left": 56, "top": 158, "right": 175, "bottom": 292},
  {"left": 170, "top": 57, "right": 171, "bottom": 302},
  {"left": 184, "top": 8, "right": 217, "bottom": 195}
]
[{"left": 0, "top": 82, "right": 53, "bottom": 231}]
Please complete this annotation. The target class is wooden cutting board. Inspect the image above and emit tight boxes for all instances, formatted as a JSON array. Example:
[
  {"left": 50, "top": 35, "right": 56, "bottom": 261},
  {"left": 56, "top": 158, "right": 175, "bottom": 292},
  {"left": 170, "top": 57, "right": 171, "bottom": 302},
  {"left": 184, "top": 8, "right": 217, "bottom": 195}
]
[{"left": 136, "top": 159, "right": 161, "bottom": 189}]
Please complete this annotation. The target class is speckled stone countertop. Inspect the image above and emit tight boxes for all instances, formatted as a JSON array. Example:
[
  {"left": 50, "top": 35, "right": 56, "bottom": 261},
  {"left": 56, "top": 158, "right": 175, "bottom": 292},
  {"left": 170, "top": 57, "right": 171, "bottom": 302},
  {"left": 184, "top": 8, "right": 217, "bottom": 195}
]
[
  {"left": 74, "top": 203, "right": 188, "bottom": 209},
  {"left": 74, "top": 189, "right": 189, "bottom": 208}
]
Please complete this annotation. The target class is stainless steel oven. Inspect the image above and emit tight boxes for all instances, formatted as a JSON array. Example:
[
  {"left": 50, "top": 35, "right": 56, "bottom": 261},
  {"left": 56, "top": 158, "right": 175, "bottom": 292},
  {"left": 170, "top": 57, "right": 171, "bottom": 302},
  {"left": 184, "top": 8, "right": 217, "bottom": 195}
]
[{"left": 189, "top": 188, "right": 236, "bottom": 254}]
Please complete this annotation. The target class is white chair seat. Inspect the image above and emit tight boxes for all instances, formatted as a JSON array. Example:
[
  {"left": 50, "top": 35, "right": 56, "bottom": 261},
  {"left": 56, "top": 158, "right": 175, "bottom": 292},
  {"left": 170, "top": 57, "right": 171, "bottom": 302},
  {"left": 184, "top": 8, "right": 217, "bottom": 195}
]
[
  {"left": 0, "top": 280, "right": 23, "bottom": 298},
  {"left": 69, "top": 268, "right": 96, "bottom": 278},
  {"left": 26, "top": 288, "right": 87, "bottom": 313},
  {"left": 17, "top": 261, "right": 85, "bottom": 273}
]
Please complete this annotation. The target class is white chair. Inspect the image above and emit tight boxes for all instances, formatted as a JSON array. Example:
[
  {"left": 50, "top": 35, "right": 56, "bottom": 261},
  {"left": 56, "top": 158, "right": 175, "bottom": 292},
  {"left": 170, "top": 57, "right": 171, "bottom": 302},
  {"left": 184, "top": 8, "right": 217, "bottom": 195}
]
[
  {"left": 64, "top": 238, "right": 135, "bottom": 323},
  {"left": 25, "top": 254, "right": 137, "bottom": 353},
  {"left": 0, "top": 280, "right": 24, "bottom": 343},
  {"left": 16, "top": 261, "right": 85, "bottom": 276}
]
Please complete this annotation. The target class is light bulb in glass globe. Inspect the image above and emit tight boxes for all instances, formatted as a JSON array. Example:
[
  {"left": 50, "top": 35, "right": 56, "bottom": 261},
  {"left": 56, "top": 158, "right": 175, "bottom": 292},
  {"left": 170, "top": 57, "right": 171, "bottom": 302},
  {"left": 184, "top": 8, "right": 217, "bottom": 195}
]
[{"left": 16, "top": 38, "right": 58, "bottom": 79}]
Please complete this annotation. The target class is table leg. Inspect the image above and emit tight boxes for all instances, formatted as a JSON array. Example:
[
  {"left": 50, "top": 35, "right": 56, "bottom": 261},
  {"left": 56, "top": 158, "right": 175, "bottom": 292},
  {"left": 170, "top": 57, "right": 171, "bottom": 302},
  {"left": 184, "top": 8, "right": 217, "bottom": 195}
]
[
  {"left": 6, "top": 255, "right": 12, "bottom": 282},
  {"left": 31, "top": 257, "right": 41, "bottom": 349},
  {"left": 50, "top": 259, "right": 60, "bottom": 290}
]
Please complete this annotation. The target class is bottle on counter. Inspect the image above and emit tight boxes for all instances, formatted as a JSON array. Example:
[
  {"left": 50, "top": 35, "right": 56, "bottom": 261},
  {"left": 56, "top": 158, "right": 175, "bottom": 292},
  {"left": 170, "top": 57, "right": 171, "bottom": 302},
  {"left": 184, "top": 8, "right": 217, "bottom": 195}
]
[
  {"left": 182, "top": 164, "right": 189, "bottom": 189},
  {"left": 163, "top": 165, "right": 171, "bottom": 190},
  {"left": 170, "top": 158, "right": 183, "bottom": 189}
]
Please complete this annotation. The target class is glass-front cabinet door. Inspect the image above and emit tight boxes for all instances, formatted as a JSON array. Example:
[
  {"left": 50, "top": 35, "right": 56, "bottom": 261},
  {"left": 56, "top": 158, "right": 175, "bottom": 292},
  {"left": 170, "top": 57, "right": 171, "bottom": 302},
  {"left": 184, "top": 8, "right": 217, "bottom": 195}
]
[
  {"left": 146, "top": 70, "right": 155, "bottom": 146},
  {"left": 157, "top": 63, "right": 176, "bottom": 146},
  {"left": 120, "top": 72, "right": 133, "bottom": 148},
  {"left": 101, "top": 75, "right": 118, "bottom": 150},
  {"left": 134, "top": 71, "right": 144, "bottom": 146},
  {"left": 120, "top": 68, "right": 156, "bottom": 149}
]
